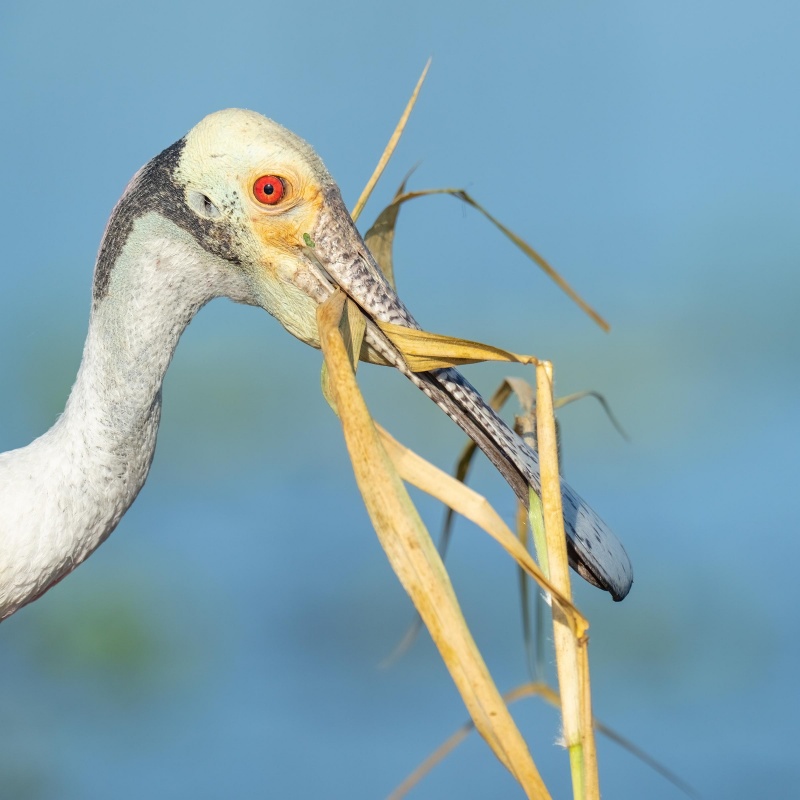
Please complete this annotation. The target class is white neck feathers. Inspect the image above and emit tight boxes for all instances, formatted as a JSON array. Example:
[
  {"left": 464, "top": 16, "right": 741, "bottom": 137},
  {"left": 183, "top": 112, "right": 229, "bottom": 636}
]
[{"left": 0, "top": 213, "right": 242, "bottom": 619}]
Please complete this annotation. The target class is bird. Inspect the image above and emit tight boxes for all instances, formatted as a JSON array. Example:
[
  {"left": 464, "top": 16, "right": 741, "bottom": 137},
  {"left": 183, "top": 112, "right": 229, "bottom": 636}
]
[{"left": 0, "top": 109, "right": 632, "bottom": 622}]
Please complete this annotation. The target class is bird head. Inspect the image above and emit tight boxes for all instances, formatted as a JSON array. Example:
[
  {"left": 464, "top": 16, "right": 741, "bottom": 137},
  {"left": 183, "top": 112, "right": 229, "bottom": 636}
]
[
  {"left": 89, "top": 109, "right": 632, "bottom": 603},
  {"left": 98, "top": 108, "right": 406, "bottom": 347}
]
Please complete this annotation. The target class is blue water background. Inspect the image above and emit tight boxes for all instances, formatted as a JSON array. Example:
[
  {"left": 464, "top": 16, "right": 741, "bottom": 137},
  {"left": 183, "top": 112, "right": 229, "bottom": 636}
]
[{"left": 1, "top": 2, "right": 798, "bottom": 797}]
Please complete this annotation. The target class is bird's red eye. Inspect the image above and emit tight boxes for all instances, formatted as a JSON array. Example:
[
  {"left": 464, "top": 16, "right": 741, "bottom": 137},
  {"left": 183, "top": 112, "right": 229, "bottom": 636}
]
[{"left": 253, "top": 175, "right": 285, "bottom": 205}]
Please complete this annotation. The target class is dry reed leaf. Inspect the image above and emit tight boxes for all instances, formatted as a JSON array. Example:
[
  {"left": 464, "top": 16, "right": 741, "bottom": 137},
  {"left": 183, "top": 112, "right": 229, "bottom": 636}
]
[
  {"left": 377, "top": 321, "right": 541, "bottom": 372},
  {"left": 554, "top": 390, "right": 630, "bottom": 440},
  {"left": 376, "top": 425, "right": 587, "bottom": 637},
  {"left": 351, "top": 60, "right": 431, "bottom": 223},
  {"left": 390, "top": 681, "right": 698, "bottom": 800},
  {"left": 353, "top": 64, "right": 607, "bottom": 333},
  {"left": 320, "top": 296, "right": 368, "bottom": 410},
  {"left": 382, "top": 379, "right": 625, "bottom": 667},
  {"left": 330, "top": 58, "right": 623, "bottom": 798},
  {"left": 363, "top": 170, "right": 416, "bottom": 291},
  {"left": 388, "top": 682, "right": 560, "bottom": 800},
  {"left": 375, "top": 187, "right": 610, "bottom": 331},
  {"left": 380, "top": 380, "right": 515, "bottom": 666},
  {"left": 535, "top": 362, "right": 599, "bottom": 800},
  {"left": 317, "top": 290, "right": 549, "bottom": 798}
]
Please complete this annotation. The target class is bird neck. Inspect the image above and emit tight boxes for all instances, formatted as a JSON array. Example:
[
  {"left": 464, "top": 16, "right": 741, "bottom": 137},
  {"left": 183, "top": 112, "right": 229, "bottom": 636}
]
[
  {"left": 0, "top": 214, "right": 227, "bottom": 620},
  {"left": 67, "top": 214, "right": 219, "bottom": 461}
]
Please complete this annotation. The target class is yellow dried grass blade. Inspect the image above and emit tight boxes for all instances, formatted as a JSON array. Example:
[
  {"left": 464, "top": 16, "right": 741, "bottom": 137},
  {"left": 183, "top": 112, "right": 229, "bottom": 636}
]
[
  {"left": 391, "top": 681, "right": 698, "bottom": 800},
  {"left": 351, "top": 59, "right": 431, "bottom": 223},
  {"left": 320, "top": 297, "right": 368, "bottom": 410},
  {"left": 383, "top": 376, "right": 622, "bottom": 671},
  {"left": 378, "top": 187, "right": 610, "bottom": 331},
  {"left": 388, "top": 682, "right": 560, "bottom": 800},
  {"left": 381, "top": 380, "right": 515, "bottom": 666},
  {"left": 535, "top": 361, "right": 599, "bottom": 800},
  {"left": 364, "top": 170, "right": 416, "bottom": 291},
  {"left": 317, "top": 291, "right": 548, "bottom": 797},
  {"left": 376, "top": 425, "right": 586, "bottom": 637},
  {"left": 378, "top": 321, "right": 541, "bottom": 372},
  {"left": 554, "top": 389, "right": 630, "bottom": 440}
]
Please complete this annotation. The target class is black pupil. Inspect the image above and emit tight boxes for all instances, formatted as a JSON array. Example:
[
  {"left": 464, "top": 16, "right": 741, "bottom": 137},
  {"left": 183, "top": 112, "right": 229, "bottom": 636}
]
[{"left": 264, "top": 182, "right": 274, "bottom": 195}]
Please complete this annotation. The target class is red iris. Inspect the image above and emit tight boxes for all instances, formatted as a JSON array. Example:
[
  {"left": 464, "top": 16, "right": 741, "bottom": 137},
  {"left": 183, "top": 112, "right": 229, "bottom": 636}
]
[{"left": 253, "top": 175, "right": 285, "bottom": 205}]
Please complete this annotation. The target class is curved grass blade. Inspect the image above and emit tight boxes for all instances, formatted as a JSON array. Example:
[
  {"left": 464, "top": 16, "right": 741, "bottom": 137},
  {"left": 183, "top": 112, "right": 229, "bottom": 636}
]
[
  {"left": 376, "top": 425, "right": 587, "bottom": 634},
  {"left": 389, "top": 681, "right": 699, "bottom": 800},
  {"left": 317, "top": 290, "right": 549, "bottom": 797},
  {"left": 554, "top": 389, "right": 630, "bottom": 441},
  {"left": 387, "top": 683, "right": 561, "bottom": 800},
  {"left": 382, "top": 379, "right": 514, "bottom": 666},
  {"left": 351, "top": 59, "right": 431, "bottom": 223},
  {"left": 376, "top": 187, "right": 610, "bottom": 331},
  {"left": 383, "top": 376, "right": 628, "bottom": 678},
  {"left": 364, "top": 169, "right": 417, "bottom": 291},
  {"left": 377, "top": 321, "right": 541, "bottom": 372},
  {"left": 320, "top": 296, "right": 368, "bottom": 409}
]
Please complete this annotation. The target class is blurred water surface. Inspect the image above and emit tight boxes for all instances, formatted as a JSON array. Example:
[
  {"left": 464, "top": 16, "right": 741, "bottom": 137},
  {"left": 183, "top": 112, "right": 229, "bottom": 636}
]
[{"left": 1, "top": 2, "right": 799, "bottom": 798}]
